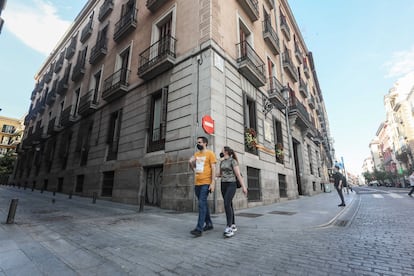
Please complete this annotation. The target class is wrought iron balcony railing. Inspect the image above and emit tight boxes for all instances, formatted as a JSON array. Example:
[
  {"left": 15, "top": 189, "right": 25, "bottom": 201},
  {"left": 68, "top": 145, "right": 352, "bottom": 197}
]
[
  {"left": 102, "top": 68, "right": 130, "bottom": 102},
  {"left": 262, "top": 19, "right": 280, "bottom": 55},
  {"left": 113, "top": 8, "right": 137, "bottom": 42},
  {"left": 98, "top": 0, "right": 114, "bottom": 21},
  {"left": 237, "top": 0, "right": 259, "bottom": 22},
  {"left": 90, "top": 38, "right": 108, "bottom": 64},
  {"left": 138, "top": 35, "right": 176, "bottom": 80},
  {"left": 236, "top": 40, "right": 266, "bottom": 87}
]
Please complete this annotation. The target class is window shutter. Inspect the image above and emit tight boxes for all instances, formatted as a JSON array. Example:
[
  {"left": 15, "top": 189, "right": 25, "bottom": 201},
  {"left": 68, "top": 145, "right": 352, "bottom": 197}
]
[
  {"left": 114, "top": 109, "right": 123, "bottom": 148},
  {"left": 106, "top": 113, "right": 116, "bottom": 144},
  {"left": 144, "top": 95, "right": 152, "bottom": 130},
  {"left": 243, "top": 91, "right": 248, "bottom": 129},
  {"left": 160, "top": 87, "right": 168, "bottom": 139}
]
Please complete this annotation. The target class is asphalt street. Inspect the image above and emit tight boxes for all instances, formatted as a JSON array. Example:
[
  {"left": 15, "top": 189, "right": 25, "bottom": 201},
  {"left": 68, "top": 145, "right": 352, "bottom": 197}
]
[{"left": 0, "top": 185, "right": 413, "bottom": 275}]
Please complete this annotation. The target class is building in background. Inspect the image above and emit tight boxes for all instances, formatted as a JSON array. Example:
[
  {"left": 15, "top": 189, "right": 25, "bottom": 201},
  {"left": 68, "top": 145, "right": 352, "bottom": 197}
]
[
  {"left": 0, "top": 0, "right": 6, "bottom": 34},
  {"left": 0, "top": 115, "right": 24, "bottom": 156},
  {"left": 362, "top": 156, "right": 374, "bottom": 173},
  {"left": 11, "top": 0, "right": 334, "bottom": 212}
]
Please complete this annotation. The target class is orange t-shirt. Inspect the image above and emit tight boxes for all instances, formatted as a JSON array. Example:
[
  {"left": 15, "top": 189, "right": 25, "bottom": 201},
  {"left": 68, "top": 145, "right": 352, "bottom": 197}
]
[{"left": 193, "top": 150, "right": 217, "bottom": 185}]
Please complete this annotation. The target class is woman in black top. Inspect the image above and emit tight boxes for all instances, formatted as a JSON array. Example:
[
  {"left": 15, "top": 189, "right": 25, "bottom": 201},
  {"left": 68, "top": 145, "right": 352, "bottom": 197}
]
[{"left": 218, "top": 146, "right": 248, "bottom": 237}]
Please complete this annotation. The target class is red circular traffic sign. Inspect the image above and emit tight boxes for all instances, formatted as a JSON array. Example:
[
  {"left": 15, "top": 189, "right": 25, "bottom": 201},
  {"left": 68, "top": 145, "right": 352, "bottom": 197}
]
[{"left": 202, "top": 115, "right": 214, "bottom": 134}]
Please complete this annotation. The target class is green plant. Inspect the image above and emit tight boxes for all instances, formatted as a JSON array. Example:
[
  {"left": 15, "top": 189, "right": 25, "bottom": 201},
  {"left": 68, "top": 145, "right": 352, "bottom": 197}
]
[
  {"left": 245, "top": 128, "right": 257, "bottom": 150},
  {"left": 275, "top": 142, "right": 284, "bottom": 162}
]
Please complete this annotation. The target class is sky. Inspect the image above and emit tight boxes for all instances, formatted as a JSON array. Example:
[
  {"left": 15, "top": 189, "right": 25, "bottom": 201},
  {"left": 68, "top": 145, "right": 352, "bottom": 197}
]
[
  {"left": 1, "top": 1, "right": 414, "bottom": 175},
  {"left": 288, "top": 0, "right": 414, "bottom": 175}
]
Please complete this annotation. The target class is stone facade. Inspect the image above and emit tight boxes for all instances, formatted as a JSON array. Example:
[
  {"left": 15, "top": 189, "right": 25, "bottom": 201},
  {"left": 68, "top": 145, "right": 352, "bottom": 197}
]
[{"left": 11, "top": 0, "right": 333, "bottom": 212}]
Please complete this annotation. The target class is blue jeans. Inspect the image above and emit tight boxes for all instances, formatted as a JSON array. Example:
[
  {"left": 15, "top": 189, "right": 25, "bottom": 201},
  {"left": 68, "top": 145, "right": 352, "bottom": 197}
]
[{"left": 194, "top": 184, "right": 212, "bottom": 231}]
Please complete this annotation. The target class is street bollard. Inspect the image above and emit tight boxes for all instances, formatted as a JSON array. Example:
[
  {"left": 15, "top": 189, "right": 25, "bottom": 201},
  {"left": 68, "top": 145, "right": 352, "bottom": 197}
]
[
  {"left": 53, "top": 191, "right": 56, "bottom": 196},
  {"left": 69, "top": 191, "right": 72, "bottom": 199},
  {"left": 6, "top": 199, "right": 19, "bottom": 224},
  {"left": 92, "top": 192, "right": 97, "bottom": 204},
  {"left": 40, "top": 188, "right": 44, "bottom": 193},
  {"left": 139, "top": 195, "right": 145, "bottom": 212},
  {"left": 52, "top": 198, "right": 55, "bottom": 204}
]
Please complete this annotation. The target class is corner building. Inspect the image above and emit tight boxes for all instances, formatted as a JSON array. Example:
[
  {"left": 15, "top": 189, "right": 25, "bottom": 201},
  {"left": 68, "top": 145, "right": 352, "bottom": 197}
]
[{"left": 12, "top": 0, "right": 334, "bottom": 212}]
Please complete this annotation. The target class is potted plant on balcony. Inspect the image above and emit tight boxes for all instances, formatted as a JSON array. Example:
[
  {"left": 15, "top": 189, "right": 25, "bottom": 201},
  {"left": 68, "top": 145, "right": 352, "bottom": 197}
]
[
  {"left": 245, "top": 128, "right": 257, "bottom": 150},
  {"left": 275, "top": 142, "right": 284, "bottom": 163}
]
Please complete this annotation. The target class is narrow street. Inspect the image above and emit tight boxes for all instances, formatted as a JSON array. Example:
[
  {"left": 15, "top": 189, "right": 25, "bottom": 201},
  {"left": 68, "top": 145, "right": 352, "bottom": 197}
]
[{"left": 0, "top": 186, "right": 413, "bottom": 275}]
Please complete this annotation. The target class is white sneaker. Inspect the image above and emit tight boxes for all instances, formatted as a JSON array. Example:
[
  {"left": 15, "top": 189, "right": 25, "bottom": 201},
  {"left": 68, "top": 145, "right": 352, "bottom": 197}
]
[
  {"left": 224, "top": 227, "right": 234, "bottom": 237},
  {"left": 231, "top": 224, "right": 237, "bottom": 232}
]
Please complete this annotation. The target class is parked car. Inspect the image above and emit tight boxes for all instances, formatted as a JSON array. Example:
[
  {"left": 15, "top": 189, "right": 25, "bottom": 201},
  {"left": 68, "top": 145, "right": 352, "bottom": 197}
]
[{"left": 369, "top": 180, "right": 379, "bottom": 186}]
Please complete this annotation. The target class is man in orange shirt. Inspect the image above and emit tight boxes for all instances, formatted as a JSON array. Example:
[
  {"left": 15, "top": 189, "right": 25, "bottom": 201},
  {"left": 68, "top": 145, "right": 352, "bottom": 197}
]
[{"left": 189, "top": 136, "right": 217, "bottom": 237}]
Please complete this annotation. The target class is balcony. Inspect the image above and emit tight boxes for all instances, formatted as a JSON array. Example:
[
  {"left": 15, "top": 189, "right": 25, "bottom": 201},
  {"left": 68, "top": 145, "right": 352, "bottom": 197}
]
[
  {"left": 98, "top": 0, "right": 113, "bottom": 21},
  {"left": 46, "top": 88, "right": 57, "bottom": 106},
  {"left": 267, "top": 77, "right": 285, "bottom": 110},
  {"left": 237, "top": 41, "right": 266, "bottom": 87},
  {"left": 72, "top": 61, "right": 85, "bottom": 82},
  {"left": 308, "top": 95, "right": 316, "bottom": 109},
  {"left": 138, "top": 35, "right": 176, "bottom": 80},
  {"left": 146, "top": 0, "right": 168, "bottom": 12},
  {"left": 78, "top": 89, "right": 99, "bottom": 116},
  {"left": 237, "top": 0, "right": 259, "bottom": 22},
  {"left": 299, "top": 78, "right": 308, "bottom": 98},
  {"left": 32, "top": 127, "right": 46, "bottom": 144},
  {"left": 294, "top": 43, "right": 303, "bottom": 64},
  {"left": 282, "top": 52, "right": 298, "bottom": 82},
  {"left": 65, "top": 45, "right": 76, "bottom": 60},
  {"left": 280, "top": 14, "right": 291, "bottom": 41},
  {"left": 102, "top": 68, "right": 130, "bottom": 102},
  {"left": 303, "top": 63, "right": 310, "bottom": 79},
  {"left": 47, "top": 117, "right": 62, "bottom": 135},
  {"left": 113, "top": 8, "right": 137, "bottom": 42},
  {"left": 60, "top": 106, "right": 76, "bottom": 127},
  {"left": 56, "top": 77, "right": 68, "bottom": 96},
  {"left": 289, "top": 94, "right": 311, "bottom": 131},
  {"left": 89, "top": 38, "right": 108, "bottom": 65},
  {"left": 54, "top": 53, "right": 64, "bottom": 73},
  {"left": 262, "top": 19, "right": 280, "bottom": 55},
  {"left": 80, "top": 21, "right": 93, "bottom": 43},
  {"left": 44, "top": 70, "right": 53, "bottom": 83}
]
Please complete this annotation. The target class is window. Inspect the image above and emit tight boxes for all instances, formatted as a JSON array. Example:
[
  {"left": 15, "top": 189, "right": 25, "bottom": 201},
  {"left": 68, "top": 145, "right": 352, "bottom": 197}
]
[
  {"left": 247, "top": 167, "right": 261, "bottom": 201},
  {"left": 307, "top": 144, "right": 313, "bottom": 175},
  {"left": 147, "top": 88, "right": 168, "bottom": 152},
  {"left": 243, "top": 93, "right": 257, "bottom": 154},
  {"left": 278, "top": 174, "right": 287, "bottom": 197},
  {"left": 106, "top": 109, "right": 122, "bottom": 161},
  {"left": 73, "top": 88, "right": 81, "bottom": 116},
  {"left": 92, "top": 70, "right": 101, "bottom": 103},
  {"left": 2, "top": 125, "right": 15, "bottom": 133},
  {"left": 58, "top": 100, "right": 65, "bottom": 125},
  {"left": 102, "top": 171, "right": 114, "bottom": 197},
  {"left": 57, "top": 177, "right": 64, "bottom": 192},
  {"left": 76, "top": 175, "right": 84, "bottom": 193},
  {"left": 274, "top": 119, "right": 284, "bottom": 164},
  {"left": 80, "top": 121, "right": 93, "bottom": 166}
]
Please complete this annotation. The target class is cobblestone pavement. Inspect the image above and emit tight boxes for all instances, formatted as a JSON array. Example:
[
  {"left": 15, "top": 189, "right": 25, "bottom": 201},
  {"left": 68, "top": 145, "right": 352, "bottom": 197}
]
[{"left": 0, "top": 185, "right": 413, "bottom": 275}]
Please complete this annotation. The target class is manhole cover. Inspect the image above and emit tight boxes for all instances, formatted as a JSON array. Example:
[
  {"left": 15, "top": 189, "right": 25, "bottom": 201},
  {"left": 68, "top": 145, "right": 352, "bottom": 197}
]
[
  {"left": 236, "top": 213, "right": 263, "bottom": 218},
  {"left": 269, "top": 210, "right": 296, "bottom": 216}
]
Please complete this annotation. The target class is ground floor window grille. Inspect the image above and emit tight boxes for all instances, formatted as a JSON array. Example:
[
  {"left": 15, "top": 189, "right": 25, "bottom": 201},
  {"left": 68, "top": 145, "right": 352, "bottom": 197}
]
[
  {"left": 247, "top": 167, "right": 261, "bottom": 201},
  {"left": 278, "top": 174, "right": 287, "bottom": 198},
  {"left": 102, "top": 171, "right": 114, "bottom": 197}
]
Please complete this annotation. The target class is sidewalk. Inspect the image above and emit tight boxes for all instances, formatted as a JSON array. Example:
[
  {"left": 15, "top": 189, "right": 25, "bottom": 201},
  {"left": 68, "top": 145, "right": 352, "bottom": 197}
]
[{"left": 0, "top": 185, "right": 356, "bottom": 275}]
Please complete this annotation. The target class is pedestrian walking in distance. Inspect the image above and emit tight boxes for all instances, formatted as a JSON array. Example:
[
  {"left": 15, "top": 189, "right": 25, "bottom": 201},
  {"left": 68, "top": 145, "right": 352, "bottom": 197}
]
[
  {"left": 188, "top": 136, "right": 217, "bottom": 237},
  {"left": 217, "top": 146, "right": 248, "bottom": 238},
  {"left": 332, "top": 165, "right": 345, "bottom": 207},
  {"left": 408, "top": 171, "right": 414, "bottom": 196}
]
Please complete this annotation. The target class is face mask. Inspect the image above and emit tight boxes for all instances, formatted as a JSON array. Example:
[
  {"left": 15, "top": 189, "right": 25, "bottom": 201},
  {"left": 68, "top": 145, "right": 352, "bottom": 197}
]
[
  {"left": 196, "top": 144, "right": 204, "bottom": 151},
  {"left": 219, "top": 152, "right": 224, "bottom": 158}
]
